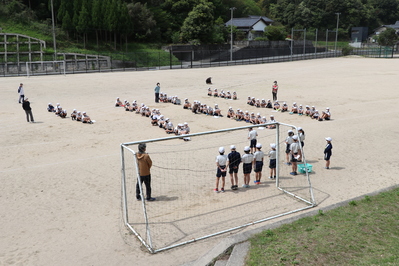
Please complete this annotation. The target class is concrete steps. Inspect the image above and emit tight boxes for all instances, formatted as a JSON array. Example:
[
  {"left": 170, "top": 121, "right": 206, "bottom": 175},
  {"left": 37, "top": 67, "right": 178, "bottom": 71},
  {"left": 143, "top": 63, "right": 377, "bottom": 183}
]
[{"left": 213, "top": 242, "right": 250, "bottom": 266}]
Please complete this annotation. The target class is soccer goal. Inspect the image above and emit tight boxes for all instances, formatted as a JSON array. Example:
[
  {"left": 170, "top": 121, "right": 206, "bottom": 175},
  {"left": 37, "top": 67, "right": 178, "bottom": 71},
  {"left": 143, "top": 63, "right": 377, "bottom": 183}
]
[
  {"left": 26, "top": 60, "right": 66, "bottom": 77},
  {"left": 120, "top": 122, "right": 316, "bottom": 253}
]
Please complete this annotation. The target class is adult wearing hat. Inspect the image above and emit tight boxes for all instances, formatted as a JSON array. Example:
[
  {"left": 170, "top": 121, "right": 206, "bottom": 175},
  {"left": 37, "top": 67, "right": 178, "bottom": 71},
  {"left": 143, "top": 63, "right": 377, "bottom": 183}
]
[
  {"left": 22, "top": 98, "right": 34, "bottom": 123},
  {"left": 136, "top": 143, "right": 156, "bottom": 201},
  {"left": 324, "top": 137, "right": 333, "bottom": 169}
]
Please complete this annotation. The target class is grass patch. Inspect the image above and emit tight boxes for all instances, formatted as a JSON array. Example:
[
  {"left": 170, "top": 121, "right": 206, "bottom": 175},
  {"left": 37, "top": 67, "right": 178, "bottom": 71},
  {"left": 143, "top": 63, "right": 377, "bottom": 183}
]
[{"left": 246, "top": 187, "right": 399, "bottom": 265}]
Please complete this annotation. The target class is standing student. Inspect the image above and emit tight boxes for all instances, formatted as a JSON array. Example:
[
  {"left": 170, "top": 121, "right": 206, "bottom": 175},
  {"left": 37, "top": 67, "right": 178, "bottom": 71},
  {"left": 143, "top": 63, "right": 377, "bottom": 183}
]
[
  {"left": 298, "top": 127, "right": 305, "bottom": 148},
  {"left": 285, "top": 130, "right": 294, "bottom": 165},
  {"left": 289, "top": 135, "right": 301, "bottom": 175},
  {"left": 248, "top": 127, "right": 258, "bottom": 154},
  {"left": 136, "top": 143, "right": 156, "bottom": 201},
  {"left": 215, "top": 147, "right": 228, "bottom": 193},
  {"left": 154, "top": 83, "right": 161, "bottom": 103},
  {"left": 268, "top": 143, "right": 277, "bottom": 179},
  {"left": 241, "top": 146, "right": 254, "bottom": 188},
  {"left": 253, "top": 143, "right": 264, "bottom": 184},
  {"left": 324, "top": 137, "right": 333, "bottom": 169},
  {"left": 227, "top": 145, "right": 241, "bottom": 190},
  {"left": 18, "top": 83, "right": 25, "bottom": 103},
  {"left": 272, "top": 81, "right": 278, "bottom": 101},
  {"left": 22, "top": 98, "right": 34, "bottom": 123}
]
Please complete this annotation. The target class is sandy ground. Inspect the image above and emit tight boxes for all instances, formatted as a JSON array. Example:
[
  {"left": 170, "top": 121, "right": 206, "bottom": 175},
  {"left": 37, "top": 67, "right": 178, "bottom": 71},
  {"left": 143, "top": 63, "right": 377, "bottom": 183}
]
[{"left": 1, "top": 57, "right": 399, "bottom": 265}]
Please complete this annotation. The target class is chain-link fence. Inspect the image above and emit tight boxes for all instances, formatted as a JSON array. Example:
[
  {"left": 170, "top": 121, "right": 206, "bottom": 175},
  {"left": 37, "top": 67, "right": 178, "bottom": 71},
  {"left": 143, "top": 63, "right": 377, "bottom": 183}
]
[{"left": 0, "top": 44, "right": 395, "bottom": 77}]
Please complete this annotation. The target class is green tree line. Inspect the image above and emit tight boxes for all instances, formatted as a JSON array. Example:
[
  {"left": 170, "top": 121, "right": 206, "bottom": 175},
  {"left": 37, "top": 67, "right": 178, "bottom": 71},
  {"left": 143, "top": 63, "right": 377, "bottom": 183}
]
[{"left": 1, "top": 0, "right": 398, "bottom": 47}]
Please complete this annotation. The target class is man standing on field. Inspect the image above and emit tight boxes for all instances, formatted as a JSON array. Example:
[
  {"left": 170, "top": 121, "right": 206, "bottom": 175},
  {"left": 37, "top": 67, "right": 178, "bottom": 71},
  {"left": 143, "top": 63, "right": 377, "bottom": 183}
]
[{"left": 154, "top": 83, "right": 160, "bottom": 103}]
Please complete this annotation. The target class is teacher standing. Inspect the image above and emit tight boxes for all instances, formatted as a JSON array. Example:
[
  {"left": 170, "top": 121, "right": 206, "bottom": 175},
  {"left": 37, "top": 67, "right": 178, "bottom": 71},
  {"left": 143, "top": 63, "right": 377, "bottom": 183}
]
[
  {"left": 272, "top": 81, "right": 278, "bottom": 101},
  {"left": 154, "top": 82, "right": 160, "bottom": 103}
]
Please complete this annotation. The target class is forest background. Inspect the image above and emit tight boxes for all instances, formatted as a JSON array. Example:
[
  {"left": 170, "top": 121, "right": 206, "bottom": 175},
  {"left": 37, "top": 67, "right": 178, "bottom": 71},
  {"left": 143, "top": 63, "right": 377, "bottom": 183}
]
[{"left": 1, "top": 0, "right": 399, "bottom": 52}]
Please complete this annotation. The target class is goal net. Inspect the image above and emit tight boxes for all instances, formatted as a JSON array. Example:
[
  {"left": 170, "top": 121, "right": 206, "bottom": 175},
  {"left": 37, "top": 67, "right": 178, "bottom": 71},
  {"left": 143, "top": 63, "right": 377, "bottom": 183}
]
[
  {"left": 26, "top": 60, "right": 66, "bottom": 77},
  {"left": 120, "top": 122, "right": 316, "bottom": 253}
]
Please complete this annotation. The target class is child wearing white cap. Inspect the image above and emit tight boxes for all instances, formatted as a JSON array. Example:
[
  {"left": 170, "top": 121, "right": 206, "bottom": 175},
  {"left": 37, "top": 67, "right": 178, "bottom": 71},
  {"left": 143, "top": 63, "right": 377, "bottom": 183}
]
[
  {"left": 268, "top": 143, "right": 277, "bottom": 179},
  {"left": 321, "top": 107, "right": 331, "bottom": 120},
  {"left": 285, "top": 130, "right": 294, "bottom": 165},
  {"left": 227, "top": 145, "right": 241, "bottom": 190},
  {"left": 289, "top": 135, "right": 301, "bottom": 175},
  {"left": 115, "top": 97, "right": 122, "bottom": 107},
  {"left": 324, "top": 137, "right": 333, "bottom": 169},
  {"left": 253, "top": 143, "right": 264, "bottom": 184},
  {"left": 232, "top": 91, "right": 237, "bottom": 100},
  {"left": 268, "top": 115, "right": 276, "bottom": 129},
  {"left": 248, "top": 127, "right": 258, "bottom": 154},
  {"left": 215, "top": 147, "right": 228, "bottom": 193},
  {"left": 241, "top": 146, "right": 254, "bottom": 188}
]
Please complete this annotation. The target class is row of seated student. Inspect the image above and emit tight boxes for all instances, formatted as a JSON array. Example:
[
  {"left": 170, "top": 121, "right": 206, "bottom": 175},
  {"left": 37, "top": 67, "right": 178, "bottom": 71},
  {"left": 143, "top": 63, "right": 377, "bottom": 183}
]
[
  {"left": 208, "top": 88, "right": 237, "bottom": 100},
  {"left": 246, "top": 98, "right": 332, "bottom": 121},
  {"left": 115, "top": 99, "right": 190, "bottom": 140},
  {"left": 47, "top": 103, "right": 93, "bottom": 123},
  {"left": 272, "top": 102, "right": 331, "bottom": 121},
  {"left": 188, "top": 100, "right": 223, "bottom": 117},
  {"left": 47, "top": 103, "right": 67, "bottom": 118},
  {"left": 226, "top": 107, "right": 277, "bottom": 129}
]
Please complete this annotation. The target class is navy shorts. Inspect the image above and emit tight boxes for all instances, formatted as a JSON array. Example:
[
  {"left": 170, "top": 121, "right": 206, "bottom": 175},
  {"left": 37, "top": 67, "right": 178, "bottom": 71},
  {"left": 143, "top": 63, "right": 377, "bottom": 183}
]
[
  {"left": 229, "top": 165, "right": 239, "bottom": 174},
  {"left": 285, "top": 144, "right": 291, "bottom": 154},
  {"left": 254, "top": 161, "right": 263, "bottom": 172},
  {"left": 216, "top": 166, "right": 227, "bottom": 177},
  {"left": 250, "top": 139, "right": 257, "bottom": 148},
  {"left": 269, "top": 159, "right": 276, "bottom": 169},
  {"left": 324, "top": 153, "right": 331, "bottom": 160},
  {"left": 290, "top": 153, "right": 298, "bottom": 163},
  {"left": 243, "top": 163, "right": 252, "bottom": 174}
]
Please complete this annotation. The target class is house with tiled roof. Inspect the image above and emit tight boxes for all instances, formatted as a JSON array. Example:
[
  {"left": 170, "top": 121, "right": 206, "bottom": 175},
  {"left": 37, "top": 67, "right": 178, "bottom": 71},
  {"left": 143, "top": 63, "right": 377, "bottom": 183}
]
[
  {"left": 369, "top": 21, "right": 399, "bottom": 42},
  {"left": 225, "top": 16, "right": 274, "bottom": 40}
]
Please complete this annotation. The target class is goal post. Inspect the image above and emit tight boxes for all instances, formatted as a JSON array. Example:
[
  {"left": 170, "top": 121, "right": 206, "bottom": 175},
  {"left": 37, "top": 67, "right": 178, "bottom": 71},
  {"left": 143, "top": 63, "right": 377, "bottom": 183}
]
[
  {"left": 26, "top": 60, "right": 66, "bottom": 77},
  {"left": 120, "top": 122, "right": 316, "bottom": 253}
]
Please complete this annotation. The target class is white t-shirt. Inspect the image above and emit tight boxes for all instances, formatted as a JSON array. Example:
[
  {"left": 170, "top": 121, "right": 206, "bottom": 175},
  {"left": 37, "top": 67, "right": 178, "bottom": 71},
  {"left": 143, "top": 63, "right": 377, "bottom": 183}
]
[
  {"left": 269, "top": 150, "right": 276, "bottom": 159},
  {"left": 299, "top": 132, "right": 305, "bottom": 142},
  {"left": 290, "top": 142, "right": 300, "bottom": 153},
  {"left": 216, "top": 154, "right": 228, "bottom": 166},
  {"left": 248, "top": 130, "right": 257, "bottom": 140},
  {"left": 242, "top": 153, "right": 254, "bottom": 164},
  {"left": 286, "top": 136, "right": 294, "bottom": 145},
  {"left": 254, "top": 150, "right": 264, "bottom": 161}
]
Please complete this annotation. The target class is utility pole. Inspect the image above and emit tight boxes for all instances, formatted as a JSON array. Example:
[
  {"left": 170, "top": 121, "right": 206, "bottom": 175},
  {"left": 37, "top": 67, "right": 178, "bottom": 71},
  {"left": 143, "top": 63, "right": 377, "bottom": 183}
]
[
  {"left": 230, "top": 7, "right": 236, "bottom": 61},
  {"left": 51, "top": 0, "right": 57, "bottom": 59},
  {"left": 334, "top": 13, "right": 341, "bottom": 55}
]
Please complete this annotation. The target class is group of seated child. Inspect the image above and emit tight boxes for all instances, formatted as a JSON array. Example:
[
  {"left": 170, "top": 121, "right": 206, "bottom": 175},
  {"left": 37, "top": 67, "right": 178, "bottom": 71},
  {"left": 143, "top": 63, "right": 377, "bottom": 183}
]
[
  {"left": 271, "top": 101, "right": 331, "bottom": 121},
  {"left": 208, "top": 88, "right": 237, "bottom": 100},
  {"left": 47, "top": 103, "right": 93, "bottom": 123},
  {"left": 189, "top": 100, "right": 223, "bottom": 117},
  {"left": 247, "top": 97, "right": 273, "bottom": 108},
  {"left": 47, "top": 103, "right": 67, "bottom": 118},
  {"left": 245, "top": 97, "right": 332, "bottom": 121},
  {"left": 159, "top": 93, "right": 181, "bottom": 104},
  {"left": 115, "top": 98, "right": 190, "bottom": 140},
  {"left": 226, "top": 107, "right": 277, "bottom": 129}
]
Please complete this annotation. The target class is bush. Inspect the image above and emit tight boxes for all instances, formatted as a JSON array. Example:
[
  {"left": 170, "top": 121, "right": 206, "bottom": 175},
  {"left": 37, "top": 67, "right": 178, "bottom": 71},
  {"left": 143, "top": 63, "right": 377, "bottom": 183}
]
[{"left": 342, "top": 45, "right": 353, "bottom": 56}]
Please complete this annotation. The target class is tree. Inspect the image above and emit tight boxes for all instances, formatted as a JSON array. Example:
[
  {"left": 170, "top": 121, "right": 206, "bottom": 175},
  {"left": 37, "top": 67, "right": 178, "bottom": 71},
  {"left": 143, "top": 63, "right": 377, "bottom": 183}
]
[
  {"left": 264, "top": 25, "right": 286, "bottom": 40},
  {"left": 180, "top": 0, "right": 215, "bottom": 43},
  {"left": 127, "top": 1, "right": 156, "bottom": 41},
  {"left": 378, "top": 28, "right": 399, "bottom": 46}
]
